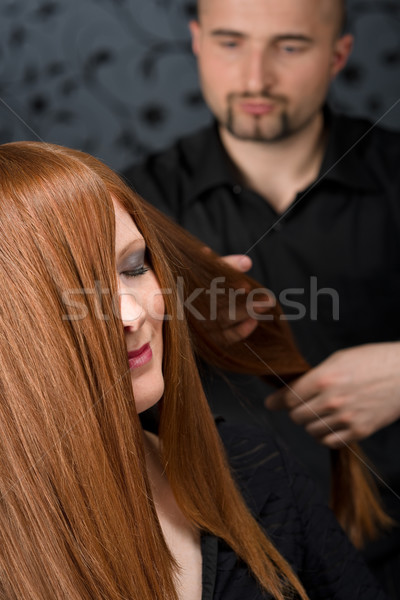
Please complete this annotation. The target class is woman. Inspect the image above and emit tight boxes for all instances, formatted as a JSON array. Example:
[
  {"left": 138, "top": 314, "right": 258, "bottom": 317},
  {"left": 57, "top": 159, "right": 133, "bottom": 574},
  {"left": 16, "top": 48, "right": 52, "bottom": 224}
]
[{"left": 0, "top": 142, "right": 388, "bottom": 599}]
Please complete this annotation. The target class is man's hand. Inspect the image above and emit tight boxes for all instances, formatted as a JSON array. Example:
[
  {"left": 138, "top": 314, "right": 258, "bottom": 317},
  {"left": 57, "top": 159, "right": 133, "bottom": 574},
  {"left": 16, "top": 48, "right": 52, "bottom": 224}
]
[
  {"left": 220, "top": 254, "right": 252, "bottom": 273},
  {"left": 265, "top": 343, "right": 400, "bottom": 448},
  {"left": 218, "top": 254, "right": 256, "bottom": 342}
]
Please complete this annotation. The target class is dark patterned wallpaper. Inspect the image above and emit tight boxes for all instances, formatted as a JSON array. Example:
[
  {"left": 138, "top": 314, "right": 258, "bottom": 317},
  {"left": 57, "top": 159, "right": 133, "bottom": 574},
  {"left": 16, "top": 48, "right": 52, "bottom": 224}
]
[{"left": 0, "top": 0, "right": 399, "bottom": 170}]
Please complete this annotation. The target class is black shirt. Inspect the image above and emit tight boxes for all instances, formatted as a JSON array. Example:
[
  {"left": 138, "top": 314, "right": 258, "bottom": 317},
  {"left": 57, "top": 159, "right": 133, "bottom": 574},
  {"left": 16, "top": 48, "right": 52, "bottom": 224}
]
[
  {"left": 124, "top": 112, "right": 400, "bottom": 363},
  {"left": 124, "top": 112, "right": 400, "bottom": 583},
  {"left": 202, "top": 420, "right": 387, "bottom": 599}
]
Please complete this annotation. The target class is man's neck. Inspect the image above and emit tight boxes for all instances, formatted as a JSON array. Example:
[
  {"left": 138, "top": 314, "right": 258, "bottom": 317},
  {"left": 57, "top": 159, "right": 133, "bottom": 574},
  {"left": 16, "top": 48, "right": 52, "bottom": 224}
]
[{"left": 219, "top": 112, "right": 327, "bottom": 214}]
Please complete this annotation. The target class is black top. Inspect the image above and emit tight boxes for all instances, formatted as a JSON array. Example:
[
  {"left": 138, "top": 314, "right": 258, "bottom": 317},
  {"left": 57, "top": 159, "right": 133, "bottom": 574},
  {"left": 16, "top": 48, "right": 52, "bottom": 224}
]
[
  {"left": 124, "top": 111, "right": 400, "bottom": 365},
  {"left": 202, "top": 420, "right": 387, "bottom": 599},
  {"left": 124, "top": 112, "right": 400, "bottom": 577}
]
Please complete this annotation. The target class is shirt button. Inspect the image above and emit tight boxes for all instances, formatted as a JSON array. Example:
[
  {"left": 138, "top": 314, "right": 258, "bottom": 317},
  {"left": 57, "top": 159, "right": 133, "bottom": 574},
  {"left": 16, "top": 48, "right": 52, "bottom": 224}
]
[
  {"left": 232, "top": 185, "right": 242, "bottom": 194},
  {"left": 272, "top": 221, "right": 282, "bottom": 232}
]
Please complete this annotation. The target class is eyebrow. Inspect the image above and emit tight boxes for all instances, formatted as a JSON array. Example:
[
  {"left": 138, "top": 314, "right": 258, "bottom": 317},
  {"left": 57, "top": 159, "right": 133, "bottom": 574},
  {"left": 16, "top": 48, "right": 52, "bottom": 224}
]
[
  {"left": 211, "top": 29, "right": 246, "bottom": 38},
  {"left": 210, "top": 30, "right": 313, "bottom": 44},
  {"left": 117, "top": 238, "right": 145, "bottom": 262},
  {"left": 274, "top": 34, "right": 313, "bottom": 43}
]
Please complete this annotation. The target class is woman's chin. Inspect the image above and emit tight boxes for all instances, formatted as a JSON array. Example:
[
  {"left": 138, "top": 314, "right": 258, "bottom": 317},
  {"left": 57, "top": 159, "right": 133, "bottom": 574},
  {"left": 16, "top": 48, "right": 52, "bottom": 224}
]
[{"left": 133, "top": 378, "right": 165, "bottom": 415}]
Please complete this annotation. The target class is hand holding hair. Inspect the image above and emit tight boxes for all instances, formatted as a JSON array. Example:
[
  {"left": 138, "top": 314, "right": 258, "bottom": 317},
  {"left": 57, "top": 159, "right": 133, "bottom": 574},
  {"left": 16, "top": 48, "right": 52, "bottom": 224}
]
[{"left": 266, "top": 342, "right": 400, "bottom": 448}]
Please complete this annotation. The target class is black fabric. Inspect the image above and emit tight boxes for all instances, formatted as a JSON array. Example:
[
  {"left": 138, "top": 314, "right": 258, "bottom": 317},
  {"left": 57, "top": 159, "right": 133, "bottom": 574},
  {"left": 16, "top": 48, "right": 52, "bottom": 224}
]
[
  {"left": 124, "top": 111, "right": 400, "bottom": 366},
  {"left": 199, "top": 420, "right": 388, "bottom": 599},
  {"left": 124, "top": 111, "right": 400, "bottom": 594},
  {"left": 201, "top": 533, "right": 218, "bottom": 600},
  {"left": 124, "top": 113, "right": 400, "bottom": 366}
]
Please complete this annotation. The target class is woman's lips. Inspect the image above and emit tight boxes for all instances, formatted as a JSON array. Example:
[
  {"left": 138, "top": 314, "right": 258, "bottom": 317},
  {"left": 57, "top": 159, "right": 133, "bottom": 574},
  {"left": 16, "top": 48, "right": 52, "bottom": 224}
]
[{"left": 127, "top": 343, "right": 152, "bottom": 369}]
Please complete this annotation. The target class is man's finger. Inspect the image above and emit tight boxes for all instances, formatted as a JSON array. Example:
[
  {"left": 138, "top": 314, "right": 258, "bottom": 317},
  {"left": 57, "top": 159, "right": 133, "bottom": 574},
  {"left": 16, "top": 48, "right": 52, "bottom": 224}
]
[
  {"left": 303, "top": 414, "right": 345, "bottom": 438},
  {"left": 221, "top": 254, "right": 252, "bottom": 272},
  {"left": 265, "top": 389, "right": 302, "bottom": 411},
  {"left": 223, "top": 317, "right": 258, "bottom": 344},
  {"left": 267, "top": 366, "right": 327, "bottom": 411},
  {"left": 289, "top": 396, "right": 329, "bottom": 426},
  {"left": 321, "top": 430, "right": 352, "bottom": 449}
]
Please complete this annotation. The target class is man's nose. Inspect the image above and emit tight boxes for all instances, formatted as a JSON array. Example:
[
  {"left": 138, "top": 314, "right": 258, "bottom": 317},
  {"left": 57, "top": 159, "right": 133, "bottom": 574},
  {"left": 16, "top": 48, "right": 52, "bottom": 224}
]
[{"left": 244, "top": 47, "right": 276, "bottom": 93}]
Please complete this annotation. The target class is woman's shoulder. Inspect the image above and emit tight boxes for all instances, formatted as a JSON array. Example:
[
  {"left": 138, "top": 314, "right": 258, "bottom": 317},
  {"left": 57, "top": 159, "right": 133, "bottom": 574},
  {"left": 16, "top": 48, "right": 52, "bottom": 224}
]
[
  {"left": 215, "top": 419, "right": 388, "bottom": 599},
  {"left": 216, "top": 419, "right": 301, "bottom": 513},
  {"left": 216, "top": 418, "right": 314, "bottom": 555}
]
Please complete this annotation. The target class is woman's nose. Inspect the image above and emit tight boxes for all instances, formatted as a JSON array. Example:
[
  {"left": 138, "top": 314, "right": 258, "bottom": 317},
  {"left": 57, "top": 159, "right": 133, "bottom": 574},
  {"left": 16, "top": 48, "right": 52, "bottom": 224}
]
[{"left": 119, "top": 289, "right": 146, "bottom": 332}]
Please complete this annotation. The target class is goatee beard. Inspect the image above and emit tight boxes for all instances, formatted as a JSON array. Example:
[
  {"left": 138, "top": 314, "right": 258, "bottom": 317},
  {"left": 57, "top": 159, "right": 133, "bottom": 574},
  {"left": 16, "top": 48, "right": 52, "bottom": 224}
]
[{"left": 225, "top": 96, "right": 291, "bottom": 143}]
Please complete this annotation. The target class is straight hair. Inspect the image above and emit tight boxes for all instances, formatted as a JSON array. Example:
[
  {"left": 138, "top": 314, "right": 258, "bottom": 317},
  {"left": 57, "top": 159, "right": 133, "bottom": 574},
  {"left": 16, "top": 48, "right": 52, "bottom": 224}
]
[
  {"left": 0, "top": 142, "right": 390, "bottom": 600},
  {"left": 75, "top": 144, "right": 391, "bottom": 546}
]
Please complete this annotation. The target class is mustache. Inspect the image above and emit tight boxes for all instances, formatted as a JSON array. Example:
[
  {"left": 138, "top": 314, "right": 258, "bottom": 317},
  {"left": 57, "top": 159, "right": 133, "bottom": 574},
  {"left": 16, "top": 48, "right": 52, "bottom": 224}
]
[{"left": 228, "top": 91, "right": 287, "bottom": 103}]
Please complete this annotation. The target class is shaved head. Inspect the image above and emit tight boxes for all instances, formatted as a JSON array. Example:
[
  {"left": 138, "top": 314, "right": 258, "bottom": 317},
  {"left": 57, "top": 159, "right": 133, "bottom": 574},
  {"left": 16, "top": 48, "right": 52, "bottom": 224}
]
[
  {"left": 197, "top": 0, "right": 347, "bottom": 36},
  {"left": 190, "top": 0, "right": 353, "bottom": 145},
  {"left": 319, "top": 0, "right": 347, "bottom": 35}
]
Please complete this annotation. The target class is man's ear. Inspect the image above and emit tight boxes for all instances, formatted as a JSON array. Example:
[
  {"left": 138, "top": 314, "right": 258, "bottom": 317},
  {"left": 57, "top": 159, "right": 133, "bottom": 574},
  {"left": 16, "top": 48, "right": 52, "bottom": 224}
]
[
  {"left": 189, "top": 20, "right": 201, "bottom": 56},
  {"left": 331, "top": 33, "right": 354, "bottom": 79}
]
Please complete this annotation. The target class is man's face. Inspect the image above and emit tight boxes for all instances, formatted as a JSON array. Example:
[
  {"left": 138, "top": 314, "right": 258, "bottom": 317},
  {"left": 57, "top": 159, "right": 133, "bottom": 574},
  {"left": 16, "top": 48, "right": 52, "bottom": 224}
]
[{"left": 190, "top": 0, "right": 352, "bottom": 143}]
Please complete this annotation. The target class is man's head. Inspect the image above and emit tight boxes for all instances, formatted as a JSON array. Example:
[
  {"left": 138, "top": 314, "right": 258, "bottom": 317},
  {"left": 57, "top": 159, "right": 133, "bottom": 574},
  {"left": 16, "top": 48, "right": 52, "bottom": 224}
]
[{"left": 190, "top": 0, "right": 353, "bottom": 143}]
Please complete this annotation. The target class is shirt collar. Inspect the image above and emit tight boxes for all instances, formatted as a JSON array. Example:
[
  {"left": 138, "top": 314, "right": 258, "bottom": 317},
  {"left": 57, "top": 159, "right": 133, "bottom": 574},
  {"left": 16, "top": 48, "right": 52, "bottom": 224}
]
[
  {"left": 187, "top": 122, "right": 236, "bottom": 202},
  {"left": 186, "top": 108, "right": 379, "bottom": 204},
  {"left": 315, "top": 107, "right": 379, "bottom": 192}
]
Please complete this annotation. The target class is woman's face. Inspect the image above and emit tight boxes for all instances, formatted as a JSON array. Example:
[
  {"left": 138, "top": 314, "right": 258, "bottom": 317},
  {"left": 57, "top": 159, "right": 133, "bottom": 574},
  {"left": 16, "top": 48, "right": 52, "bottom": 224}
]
[{"left": 114, "top": 201, "right": 165, "bottom": 413}]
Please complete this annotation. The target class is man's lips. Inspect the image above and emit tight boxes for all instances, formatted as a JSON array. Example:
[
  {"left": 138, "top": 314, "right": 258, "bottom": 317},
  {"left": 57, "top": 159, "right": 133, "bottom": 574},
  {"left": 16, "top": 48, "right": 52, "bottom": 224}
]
[
  {"left": 238, "top": 101, "right": 276, "bottom": 116},
  {"left": 127, "top": 343, "right": 152, "bottom": 369}
]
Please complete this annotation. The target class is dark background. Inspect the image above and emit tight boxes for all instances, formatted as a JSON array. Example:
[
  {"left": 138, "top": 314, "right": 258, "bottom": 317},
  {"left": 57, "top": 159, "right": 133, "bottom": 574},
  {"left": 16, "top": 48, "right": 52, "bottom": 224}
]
[{"left": 0, "top": 0, "right": 399, "bottom": 171}]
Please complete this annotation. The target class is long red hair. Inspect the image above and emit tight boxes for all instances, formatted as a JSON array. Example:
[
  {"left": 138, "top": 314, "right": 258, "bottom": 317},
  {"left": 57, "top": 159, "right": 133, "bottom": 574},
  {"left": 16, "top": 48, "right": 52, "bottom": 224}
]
[
  {"left": 88, "top": 144, "right": 392, "bottom": 548},
  {"left": 0, "top": 141, "right": 389, "bottom": 600},
  {"left": 72, "top": 145, "right": 392, "bottom": 546}
]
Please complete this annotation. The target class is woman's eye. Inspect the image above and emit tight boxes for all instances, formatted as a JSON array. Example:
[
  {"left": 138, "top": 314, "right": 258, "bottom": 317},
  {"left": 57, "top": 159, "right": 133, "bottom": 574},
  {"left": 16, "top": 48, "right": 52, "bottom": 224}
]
[{"left": 121, "top": 265, "right": 150, "bottom": 278}]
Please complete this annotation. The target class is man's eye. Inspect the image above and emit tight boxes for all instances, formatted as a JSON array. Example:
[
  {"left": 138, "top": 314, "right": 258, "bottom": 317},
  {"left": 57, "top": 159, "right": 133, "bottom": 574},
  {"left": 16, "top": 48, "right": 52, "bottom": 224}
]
[
  {"left": 281, "top": 45, "right": 303, "bottom": 54},
  {"left": 121, "top": 266, "right": 150, "bottom": 278},
  {"left": 219, "top": 40, "right": 239, "bottom": 48}
]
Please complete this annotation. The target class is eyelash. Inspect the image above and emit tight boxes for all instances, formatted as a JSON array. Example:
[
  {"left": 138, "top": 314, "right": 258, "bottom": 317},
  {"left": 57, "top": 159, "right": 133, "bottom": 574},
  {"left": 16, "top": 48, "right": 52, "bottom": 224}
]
[
  {"left": 121, "top": 265, "right": 150, "bottom": 278},
  {"left": 282, "top": 45, "right": 301, "bottom": 53},
  {"left": 220, "top": 41, "right": 238, "bottom": 48}
]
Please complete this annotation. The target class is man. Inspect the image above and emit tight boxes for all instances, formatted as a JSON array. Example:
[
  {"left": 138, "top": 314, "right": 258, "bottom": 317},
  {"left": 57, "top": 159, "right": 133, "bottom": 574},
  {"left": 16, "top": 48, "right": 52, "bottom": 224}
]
[{"left": 124, "top": 0, "right": 400, "bottom": 593}]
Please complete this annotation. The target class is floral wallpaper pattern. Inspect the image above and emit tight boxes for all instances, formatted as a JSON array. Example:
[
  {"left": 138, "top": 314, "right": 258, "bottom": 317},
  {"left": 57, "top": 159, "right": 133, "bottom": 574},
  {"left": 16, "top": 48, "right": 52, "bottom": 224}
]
[{"left": 0, "top": 0, "right": 399, "bottom": 170}]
